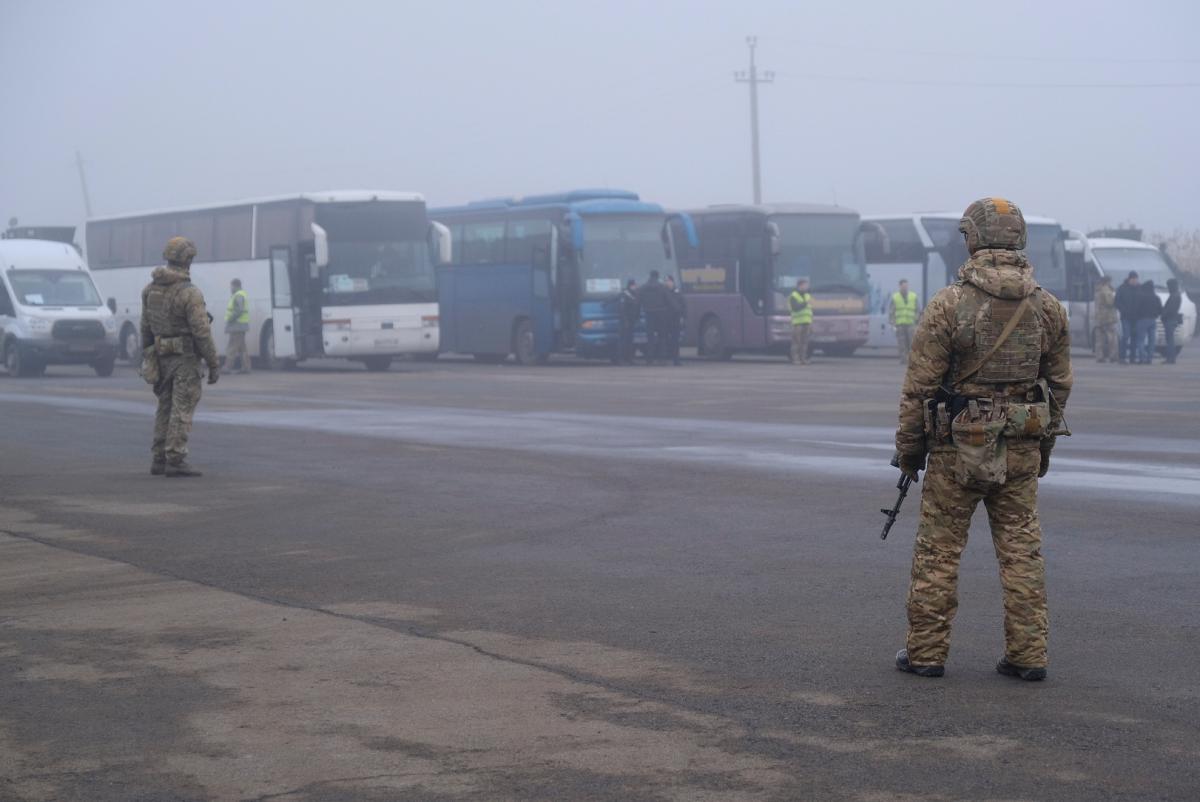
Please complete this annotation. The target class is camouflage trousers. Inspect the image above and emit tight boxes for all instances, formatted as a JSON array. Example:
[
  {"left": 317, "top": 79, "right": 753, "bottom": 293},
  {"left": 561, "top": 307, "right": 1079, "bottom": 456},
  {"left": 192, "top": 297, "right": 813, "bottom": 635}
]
[
  {"left": 152, "top": 356, "right": 204, "bottom": 462},
  {"left": 1093, "top": 323, "right": 1118, "bottom": 363},
  {"left": 895, "top": 324, "right": 915, "bottom": 364},
  {"left": 790, "top": 324, "right": 811, "bottom": 364},
  {"left": 905, "top": 446, "right": 1048, "bottom": 668}
]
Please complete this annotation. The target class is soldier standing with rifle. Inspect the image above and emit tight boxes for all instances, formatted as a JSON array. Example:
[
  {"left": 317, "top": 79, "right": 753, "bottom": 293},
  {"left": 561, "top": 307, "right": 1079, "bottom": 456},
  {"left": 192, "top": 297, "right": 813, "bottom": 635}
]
[
  {"left": 892, "top": 198, "right": 1073, "bottom": 681},
  {"left": 141, "top": 237, "right": 220, "bottom": 477}
]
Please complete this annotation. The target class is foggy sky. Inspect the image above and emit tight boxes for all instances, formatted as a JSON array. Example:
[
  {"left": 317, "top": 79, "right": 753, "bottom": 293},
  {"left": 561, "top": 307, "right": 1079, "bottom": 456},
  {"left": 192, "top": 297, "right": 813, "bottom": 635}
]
[{"left": 3, "top": 0, "right": 1198, "bottom": 235}]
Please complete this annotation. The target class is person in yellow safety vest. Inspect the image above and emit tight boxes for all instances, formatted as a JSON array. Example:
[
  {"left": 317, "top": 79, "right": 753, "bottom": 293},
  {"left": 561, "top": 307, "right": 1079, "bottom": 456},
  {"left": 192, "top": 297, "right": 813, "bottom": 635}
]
[
  {"left": 889, "top": 278, "right": 921, "bottom": 365},
  {"left": 224, "top": 278, "right": 252, "bottom": 374},
  {"left": 789, "top": 278, "right": 813, "bottom": 365}
]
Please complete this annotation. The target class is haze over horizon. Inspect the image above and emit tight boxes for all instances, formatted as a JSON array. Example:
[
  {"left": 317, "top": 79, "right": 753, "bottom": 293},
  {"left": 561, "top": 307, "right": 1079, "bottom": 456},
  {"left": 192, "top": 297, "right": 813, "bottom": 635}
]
[{"left": 3, "top": 0, "right": 1198, "bottom": 235}]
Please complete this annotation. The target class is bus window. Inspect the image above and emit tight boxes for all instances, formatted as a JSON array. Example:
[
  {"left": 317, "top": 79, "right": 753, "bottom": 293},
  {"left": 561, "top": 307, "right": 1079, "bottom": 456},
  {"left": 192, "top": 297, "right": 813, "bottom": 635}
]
[
  {"left": 740, "top": 223, "right": 768, "bottom": 311},
  {"left": 920, "top": 217, "right": 970, "bottom": 283},
  {"left": 505, "top": 219, "right": 553, "bottom": 265},
  {"left": 462, "top": 221, "right": 505, "bottom": 264},
  {"left": 864, "top": 219, "right": 925, "bottom": 263}
]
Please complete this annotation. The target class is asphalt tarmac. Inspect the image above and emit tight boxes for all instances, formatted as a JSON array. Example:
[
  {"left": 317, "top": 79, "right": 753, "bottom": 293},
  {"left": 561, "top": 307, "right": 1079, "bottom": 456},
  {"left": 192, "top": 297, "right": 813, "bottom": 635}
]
[{"left": 1, "top": 348, "right": 1197, "bottom": 801}]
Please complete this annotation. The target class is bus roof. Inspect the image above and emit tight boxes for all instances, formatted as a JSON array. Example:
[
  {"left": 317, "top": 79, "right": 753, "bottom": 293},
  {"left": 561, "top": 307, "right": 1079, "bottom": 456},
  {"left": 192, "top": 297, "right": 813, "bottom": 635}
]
[
  {"left": 87, "top": 190, "right": 425, "bottom": 223},
  {"left": 433, "top": 189, "right": 664, "bottom": 217},
  {"left": 695, "top": 202, "right": 858, "bottom": 217},
  {"left": 864, "top": 211, "right": 1061, "bottom": 226}
]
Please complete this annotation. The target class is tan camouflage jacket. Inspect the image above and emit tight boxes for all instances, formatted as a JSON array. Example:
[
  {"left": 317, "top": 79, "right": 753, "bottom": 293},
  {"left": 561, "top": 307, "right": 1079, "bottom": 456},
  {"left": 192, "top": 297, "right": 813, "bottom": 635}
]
[
  {"left": 140, "top": 265, "right": 220, "bottom": 369},
  {"left": 895, "top": 249, "right": 1073, "bottom": 456},
  {"left": 1093, "top": 283, "right": 1117, "bottom": 326}
]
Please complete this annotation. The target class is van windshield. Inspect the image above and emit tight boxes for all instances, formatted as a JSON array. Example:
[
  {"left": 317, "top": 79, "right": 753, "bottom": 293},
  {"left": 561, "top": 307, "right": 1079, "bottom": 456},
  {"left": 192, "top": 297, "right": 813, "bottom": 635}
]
[{"left": 8, "top": 270, "right": 103, "bottom": 307}]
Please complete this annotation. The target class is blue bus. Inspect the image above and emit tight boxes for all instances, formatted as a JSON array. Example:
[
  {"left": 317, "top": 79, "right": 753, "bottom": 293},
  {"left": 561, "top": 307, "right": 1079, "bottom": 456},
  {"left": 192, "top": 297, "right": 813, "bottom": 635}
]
[{"left": 432, "top": 189, "right": 696, "bottom": 364}]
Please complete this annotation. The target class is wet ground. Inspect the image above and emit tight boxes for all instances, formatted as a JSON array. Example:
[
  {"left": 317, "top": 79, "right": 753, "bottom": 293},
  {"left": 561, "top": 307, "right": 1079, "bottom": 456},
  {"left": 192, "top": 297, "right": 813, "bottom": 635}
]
[{"left": 1, "top": 348, "right": 1197, "bottom": 801}]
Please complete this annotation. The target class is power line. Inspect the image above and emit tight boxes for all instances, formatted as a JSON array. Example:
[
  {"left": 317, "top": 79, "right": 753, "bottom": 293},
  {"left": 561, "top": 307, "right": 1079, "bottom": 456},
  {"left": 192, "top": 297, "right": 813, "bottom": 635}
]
[
  {"left": 769, "top": 37, "right": 1200, "bottom": 65},
  {"left": 774, "top": 70, "right": 1200, "bottom": 89},
  {"left": 735, "top": 36, "right": 773, "bottom": 205}
]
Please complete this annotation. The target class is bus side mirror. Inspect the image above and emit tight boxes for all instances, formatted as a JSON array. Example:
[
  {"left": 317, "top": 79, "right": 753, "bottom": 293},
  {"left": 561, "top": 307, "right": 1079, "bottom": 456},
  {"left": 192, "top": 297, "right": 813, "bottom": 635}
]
[
  {"left": 767, "top": 220, "right": 782, "bottom": 257},
  {"left": 429, "top": 222, "right": 451, "bottom": 266},
  {"left": 565, "top": 213, "right": 584, "bottom": 254},
  {"left": 312, "top": 223, "right": 330, "bottom": 269}
]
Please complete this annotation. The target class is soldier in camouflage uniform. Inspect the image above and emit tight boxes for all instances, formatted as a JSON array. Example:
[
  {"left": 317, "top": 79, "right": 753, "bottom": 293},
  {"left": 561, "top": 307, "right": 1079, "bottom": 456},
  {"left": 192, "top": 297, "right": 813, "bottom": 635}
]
[
  {"left": 893, "top": 198, "right": 1073, "bottom": 681},
  {"left": 1092, "top": 275, "right": 1118, "bottom": 363},
  {"left": 141, "top": 237, "right": 220, "bottom": 477}
]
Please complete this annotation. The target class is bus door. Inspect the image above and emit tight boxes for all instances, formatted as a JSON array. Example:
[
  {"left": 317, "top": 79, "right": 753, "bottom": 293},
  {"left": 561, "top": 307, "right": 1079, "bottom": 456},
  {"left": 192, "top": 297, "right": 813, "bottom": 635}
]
[
  {"left": 736, "top": 221, "right": 769, "bottom": 346},
  {"left": 268, "top": 245, "right": 298, "bottom": 360}
]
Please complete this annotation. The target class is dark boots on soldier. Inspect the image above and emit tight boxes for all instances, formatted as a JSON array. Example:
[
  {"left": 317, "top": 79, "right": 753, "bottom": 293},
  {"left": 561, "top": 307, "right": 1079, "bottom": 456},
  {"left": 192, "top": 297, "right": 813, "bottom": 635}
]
[
  {"left": 165, "top": 459, "right": 203, "bottom": 478},
  {"left": 151, "top": 457, "right": 166, "bottom": 476},
  {"left": 895, "top": 649, "right": 944, "bottom": 678},
  {"left": 996, "top": 657, "right": 1047, "bottom": 682}
]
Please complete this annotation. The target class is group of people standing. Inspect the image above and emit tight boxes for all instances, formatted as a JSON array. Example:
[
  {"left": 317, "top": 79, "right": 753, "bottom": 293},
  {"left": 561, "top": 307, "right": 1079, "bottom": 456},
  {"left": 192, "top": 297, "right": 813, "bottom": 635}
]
[
  {"left": 1093, "top": 271, "right": 1184, "bottom": 364},
  {"left": 616, "top": 270, "right": 687, "bottom": 365}
]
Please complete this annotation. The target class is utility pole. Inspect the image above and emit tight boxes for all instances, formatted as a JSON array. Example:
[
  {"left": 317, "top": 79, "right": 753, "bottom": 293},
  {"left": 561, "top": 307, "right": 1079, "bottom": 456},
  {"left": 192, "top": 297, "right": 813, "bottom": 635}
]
[
  {"left": 75, "top": 150, "right": 94, "bottom": 218},
  {"left": 734, "top": 36, "right": 773, "bottom": 204}
]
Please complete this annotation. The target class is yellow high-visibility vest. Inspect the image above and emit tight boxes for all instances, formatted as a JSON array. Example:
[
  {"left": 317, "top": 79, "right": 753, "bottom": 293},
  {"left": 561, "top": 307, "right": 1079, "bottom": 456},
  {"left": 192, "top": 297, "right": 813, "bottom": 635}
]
[
  {"left": 789, "top": 291, "right": 813, "bottom": 326},
  {"left": 892, "top": 291, "right": 918, "bottom": 325},
  {"left": 226, "top": 289, "right": 250, "bottom": 324}
]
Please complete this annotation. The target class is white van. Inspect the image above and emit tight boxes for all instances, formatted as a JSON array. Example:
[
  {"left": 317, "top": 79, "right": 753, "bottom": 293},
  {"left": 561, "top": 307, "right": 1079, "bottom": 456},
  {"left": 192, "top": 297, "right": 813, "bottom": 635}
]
[
  {"left": 1088, "top": 238, "right": 1196, "bottom": 355},
  {"left": 0, "top": 238, "right": 118, "bottom": 376}
]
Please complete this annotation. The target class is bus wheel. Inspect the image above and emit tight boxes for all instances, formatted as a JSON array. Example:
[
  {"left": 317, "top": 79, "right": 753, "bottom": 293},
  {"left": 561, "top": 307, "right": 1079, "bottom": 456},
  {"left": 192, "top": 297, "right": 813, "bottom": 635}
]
[
  {"left": 363, "top": 355, "right": 392, "bottom": 372},
  {"left": 700, "top": 318, "right": 730, "bottom": 361},
  {"left": 122, "top": 325, "right": 141, "bottom": 363},
  {"left": 513, "top": 319, "right": 537, "bottom": 365}
]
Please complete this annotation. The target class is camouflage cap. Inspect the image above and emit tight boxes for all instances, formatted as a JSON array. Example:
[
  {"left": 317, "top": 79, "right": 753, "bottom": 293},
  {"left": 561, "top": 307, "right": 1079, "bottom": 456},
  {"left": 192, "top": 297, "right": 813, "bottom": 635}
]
[
  {"left": 163, "top": 236, "right": 197, "bottom": 266},
  {"left": 958, "top": 197, "right": 1026, "bottom": 254}
]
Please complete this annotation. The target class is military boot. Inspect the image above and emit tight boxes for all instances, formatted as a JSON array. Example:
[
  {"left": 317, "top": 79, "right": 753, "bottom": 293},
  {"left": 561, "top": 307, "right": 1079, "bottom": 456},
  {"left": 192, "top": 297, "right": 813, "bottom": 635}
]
[
  {"left": 150, "top": 457, "right": 166, "bottom": 476},
  {"left": 895, "top": 649, "right": 944, "bottom": 678},
  {"left": 165, "top": 459, "right": 203, "bottom": 478},
  {"left": 996, "top": 657, "right": 1046, "bottom": 682}
]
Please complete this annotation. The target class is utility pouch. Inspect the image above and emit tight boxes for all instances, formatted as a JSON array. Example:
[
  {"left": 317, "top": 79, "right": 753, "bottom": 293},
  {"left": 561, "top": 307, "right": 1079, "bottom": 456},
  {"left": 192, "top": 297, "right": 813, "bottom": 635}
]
[
  {"left": 140, "top": 345, "right": 160, "bottom": 385},
  {"left": 155, "top": 335, "right": 192, "bottom": 356},
  {"left": 1003, "top": 380, "right": 1052, "bottom": 440},
  {"left": 951, "top": 403, "right": 1008, "bottom": 485}
]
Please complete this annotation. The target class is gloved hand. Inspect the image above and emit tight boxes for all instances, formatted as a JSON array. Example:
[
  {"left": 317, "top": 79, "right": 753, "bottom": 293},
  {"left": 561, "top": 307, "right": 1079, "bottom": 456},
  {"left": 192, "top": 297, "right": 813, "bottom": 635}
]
[
  {"left": 1038, "top": 437, "right": 1055, "bottom": 478},
  {"left": 207, "top": 364, "right": 220, "bottom": 385},
  {"left": 896, "top": 450, "right": 926, "bottom": 480}
]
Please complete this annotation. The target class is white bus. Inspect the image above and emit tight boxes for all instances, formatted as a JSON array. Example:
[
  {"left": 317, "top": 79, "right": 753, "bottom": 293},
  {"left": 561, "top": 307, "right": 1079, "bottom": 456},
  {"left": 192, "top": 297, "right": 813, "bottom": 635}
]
[
  {"left": 86, "top": 191, "right": 450, "bottom": 371},
  {"left": 862, "top": 212, "right": 1098, "bottom": 348}
]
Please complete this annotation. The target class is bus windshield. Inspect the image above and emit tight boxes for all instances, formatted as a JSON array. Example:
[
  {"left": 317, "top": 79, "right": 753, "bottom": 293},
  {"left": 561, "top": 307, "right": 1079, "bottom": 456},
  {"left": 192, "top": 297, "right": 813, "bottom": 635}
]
[
  {"left": 317, "top": 201, "right": 435, "bottom": 305},
  {"left": 8, "top": 269, "right": 102, "bottom": 307},
  {"left": 770, "top": 214, "right": 867, "bottom": 293},
  {"left": 1093, "top": 247, "right": 1175, "bottom": 286},
  {"left": 1023, "top": 224, "right": 1066, "bottom": 294},
  {"left": 580, "top": 216, "right": 672, "bottom": 296}
]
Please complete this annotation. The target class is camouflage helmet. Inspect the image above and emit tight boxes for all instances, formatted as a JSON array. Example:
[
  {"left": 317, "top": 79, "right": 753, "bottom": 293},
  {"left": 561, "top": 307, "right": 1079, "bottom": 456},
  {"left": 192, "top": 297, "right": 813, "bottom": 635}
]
[
  {"left": 163, "top": 236, "right": 197, "bottom": 266},
  {"left": 958, "top": 197, "right": 1026, "bottom": 254}
]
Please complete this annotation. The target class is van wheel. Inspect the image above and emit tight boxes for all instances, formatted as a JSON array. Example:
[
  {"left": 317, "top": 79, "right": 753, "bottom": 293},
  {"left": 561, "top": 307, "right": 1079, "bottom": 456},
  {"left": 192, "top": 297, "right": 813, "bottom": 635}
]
[
  {"left": 93, "top": 356, "right": 116, "bottom": 377},
  {"left": 513, "top": 319, "right": 537, "bottom": 365},
  {"left": 363, "top": 355, "right": 392, "bottom": 372},
  {"left": 5, "top": 342, "right": 43, "bottom": 377},
  {"left": 122, "top": 326, "right": 141, "bottom": 363}
]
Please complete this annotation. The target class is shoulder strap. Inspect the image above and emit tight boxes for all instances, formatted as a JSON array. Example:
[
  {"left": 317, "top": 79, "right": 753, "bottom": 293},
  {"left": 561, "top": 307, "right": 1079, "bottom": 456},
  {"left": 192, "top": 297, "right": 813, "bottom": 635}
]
[{"left": 955, "top": 294, "right": 1035, "bottom": 386}]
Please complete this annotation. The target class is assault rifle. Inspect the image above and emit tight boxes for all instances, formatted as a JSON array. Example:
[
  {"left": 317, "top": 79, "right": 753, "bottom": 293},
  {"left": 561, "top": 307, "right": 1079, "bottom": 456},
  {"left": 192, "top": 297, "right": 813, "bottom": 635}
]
[{"left": 880, "top": 453, "right": 914, "bottom": 540}]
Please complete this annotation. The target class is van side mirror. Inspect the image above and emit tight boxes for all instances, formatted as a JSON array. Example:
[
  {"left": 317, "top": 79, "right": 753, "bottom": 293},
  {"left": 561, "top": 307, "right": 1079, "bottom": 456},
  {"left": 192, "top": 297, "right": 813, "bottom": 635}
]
[
  {"left": 107, "top": 298, "right": 117, "bottom": 314},
  {"left": 312, "top": 223, "right": 330, "bottom": 269}
]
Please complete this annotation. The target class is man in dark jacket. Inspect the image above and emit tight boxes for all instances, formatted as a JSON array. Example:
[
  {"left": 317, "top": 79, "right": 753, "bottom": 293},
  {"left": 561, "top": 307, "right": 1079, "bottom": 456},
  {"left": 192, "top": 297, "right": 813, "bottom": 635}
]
[
  {"left": 1134, "top": 280, "right": 1163, "bottom": 364},
  {"left": 664, "top": 275, "right": 687, "bottom": 366},
  {"left": 638, "top": 270, "right": 670, "bottom": 364},
  {"left": 1114, "top": 271, "right": 1140, "bottom": 364},
  {"left": 1162, "top": 278, "right": 1183, "bottom": 364},
  {"left": 616, "top": 280, "right": 640, "bottom": 365}
]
